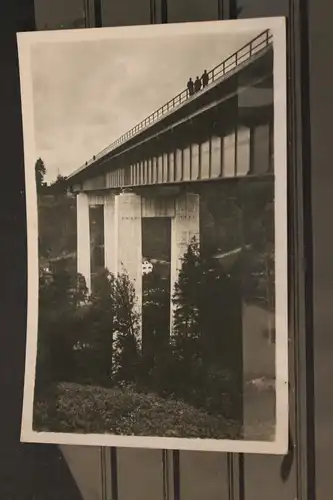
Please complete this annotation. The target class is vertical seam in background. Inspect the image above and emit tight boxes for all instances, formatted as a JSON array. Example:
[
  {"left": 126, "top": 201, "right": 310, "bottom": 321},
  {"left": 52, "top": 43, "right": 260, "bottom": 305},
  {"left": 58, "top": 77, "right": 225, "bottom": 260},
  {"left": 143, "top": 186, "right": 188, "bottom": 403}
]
[
  {"left": 218, "top": 0, "right": 224, "bottom": 20},
  {"left": 149, "top": 5, "right": 175, "bottom": 499},
  {"left": 238, "top": 454, "right": 245, "bottom": 500},
  {"left": 288, "top": 0, "right": 316, "bottom": 498},
  {"left": 150, "top": 0, "right": 157, "bottom": 23},
  {"left": 100, "top": 447, "right": 106, "bottom": 500},
  {"left": 94, "top": 0, "right": 102, "bottom": 27},
  {"left": 111, "top": 447, "right": 119, "bottom": 500},
  {"left": 162, "top": 450, "right": 170, "bottom": 500},
  {"left": 217, "top": 7, "right": 240, "bottom": 500},
  {"left": 173, "top": 450, "right": 181, "bottom": 500},
  {"left": 161, "top": 0, "right": 168, "bottom": 23}
]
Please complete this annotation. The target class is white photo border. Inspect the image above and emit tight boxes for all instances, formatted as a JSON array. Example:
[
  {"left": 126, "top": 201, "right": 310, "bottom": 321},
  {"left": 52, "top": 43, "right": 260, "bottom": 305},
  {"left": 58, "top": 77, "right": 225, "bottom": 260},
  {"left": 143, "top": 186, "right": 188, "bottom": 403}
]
[{"left": 18, "top": 17, "right": 288, "bottom": 455}]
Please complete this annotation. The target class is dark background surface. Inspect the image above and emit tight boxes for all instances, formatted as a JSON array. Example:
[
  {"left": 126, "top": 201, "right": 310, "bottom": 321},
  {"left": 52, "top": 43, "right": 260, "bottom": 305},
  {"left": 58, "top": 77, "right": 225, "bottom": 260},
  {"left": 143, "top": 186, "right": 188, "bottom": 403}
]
[
  {"left": 0, "top": 0, "right": 332, "bottom": 499},
  {"left": 0, "top": 0, "right": 84, "bottom": 498}
]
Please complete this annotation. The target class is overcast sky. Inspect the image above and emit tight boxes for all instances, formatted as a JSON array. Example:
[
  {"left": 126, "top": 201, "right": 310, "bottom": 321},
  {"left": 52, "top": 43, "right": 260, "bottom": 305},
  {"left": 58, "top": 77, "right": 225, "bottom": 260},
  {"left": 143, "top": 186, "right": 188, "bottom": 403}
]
[{"left": 31, "top": 29, "right": 260, "bottom": 182}]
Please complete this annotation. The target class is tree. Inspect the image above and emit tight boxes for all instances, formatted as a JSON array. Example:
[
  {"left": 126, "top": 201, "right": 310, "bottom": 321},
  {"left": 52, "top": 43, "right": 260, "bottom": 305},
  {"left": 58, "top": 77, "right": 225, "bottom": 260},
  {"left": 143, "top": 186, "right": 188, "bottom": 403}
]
[
  {"left": 35, "top": 158, "right": 46, "bottom": 193},
  {"left": 113, "top": 270, "right": 141, "bottom": 383},
  {"left": 37, "top": 191, "right": 77, "bottom": 261},
  {"left": 172, "top": 238, "right": 201, "bottom": 349},
  {"left": 79, "top": 269, "right": 141, "bottom": 385},
  {"left": 77, "top": 269, "right": 117, "bottom": 384},
  {"left": 234, "top": 184, "right": 275, "bottom": 311},
  {"left": 142, "top": 271, "right": 170, "bottom": 352},
  {"left": 140, "top": 269, "right": 171, "bottom": 391},
  {"left": 171, "top": 238, "right": 243, "bottom": 421},
  {"left": 35, "top": 268, "right": 88, "bottom": 394},
  {"left": 171, "top": 238, "right": 203, "bottom": 397},
  {"left": 50, "top": 174, "right": 68, "bottom": 195}
]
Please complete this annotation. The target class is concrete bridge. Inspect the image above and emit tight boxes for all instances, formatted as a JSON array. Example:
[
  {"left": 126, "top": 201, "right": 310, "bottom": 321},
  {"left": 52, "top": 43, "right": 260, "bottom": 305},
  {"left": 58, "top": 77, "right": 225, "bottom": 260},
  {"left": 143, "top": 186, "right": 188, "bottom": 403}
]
[
  {"left": 66, "top": 28, "right": 275, "bottom": 440},
  {"left": 68, "top": 29, "right": 274, "bottom": 301}
]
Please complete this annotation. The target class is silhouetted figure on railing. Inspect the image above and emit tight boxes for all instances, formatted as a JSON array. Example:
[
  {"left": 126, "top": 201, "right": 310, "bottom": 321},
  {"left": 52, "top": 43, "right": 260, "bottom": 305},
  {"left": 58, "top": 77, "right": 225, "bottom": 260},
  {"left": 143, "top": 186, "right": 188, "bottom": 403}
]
[
  {"left": 187, "top": 77, "right": 194, "bottom": 96},
  {"left": 194, "top": 76, "right": 201, "bottom": 93},
  {"left": 202, "top": 69, "right": 209, "bottom": 88}
]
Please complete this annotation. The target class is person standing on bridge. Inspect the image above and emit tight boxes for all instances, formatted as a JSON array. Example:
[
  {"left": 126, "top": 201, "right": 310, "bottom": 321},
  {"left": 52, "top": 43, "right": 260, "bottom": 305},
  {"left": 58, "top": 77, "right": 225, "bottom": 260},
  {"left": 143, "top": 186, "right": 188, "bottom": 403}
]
[
  {"left": 187, "top": 77, "right": 194, "bottom": 96},
  {"left": 201, "top": 69, "right": 209, "bottom": 88},
  {"left": 194, "top": 76, "right": 201, "bottom": 93}
]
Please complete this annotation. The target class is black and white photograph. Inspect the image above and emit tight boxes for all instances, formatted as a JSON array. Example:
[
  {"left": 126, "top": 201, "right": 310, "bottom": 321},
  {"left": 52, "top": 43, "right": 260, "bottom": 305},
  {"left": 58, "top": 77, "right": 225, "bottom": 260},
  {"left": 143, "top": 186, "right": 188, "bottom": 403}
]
[{"left": 18, "top": 18, "right": 288, "bottom": 454}]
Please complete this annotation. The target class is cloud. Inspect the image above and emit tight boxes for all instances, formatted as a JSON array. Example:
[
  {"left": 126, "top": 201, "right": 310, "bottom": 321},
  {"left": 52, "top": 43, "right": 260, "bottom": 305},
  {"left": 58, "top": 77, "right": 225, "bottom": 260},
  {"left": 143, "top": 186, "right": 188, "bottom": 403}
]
[{"left": 30, "top": 29, "right": 260, "bottom": 182}]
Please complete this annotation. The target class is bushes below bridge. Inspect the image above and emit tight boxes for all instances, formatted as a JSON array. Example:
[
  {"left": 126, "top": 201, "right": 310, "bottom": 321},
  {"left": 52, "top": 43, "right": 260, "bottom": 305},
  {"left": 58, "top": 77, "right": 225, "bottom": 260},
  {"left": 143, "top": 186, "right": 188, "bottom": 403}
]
[
  {"left": 34, "top": 382, "right": 240, "bottom": 439},
  {"left": 35, "top": 245, "right": 244, "bottom": 435}
]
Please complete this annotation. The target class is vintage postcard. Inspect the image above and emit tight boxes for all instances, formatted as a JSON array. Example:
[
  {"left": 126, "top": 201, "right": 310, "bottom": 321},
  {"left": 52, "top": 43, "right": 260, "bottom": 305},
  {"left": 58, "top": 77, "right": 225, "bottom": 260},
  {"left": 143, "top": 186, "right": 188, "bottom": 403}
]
[{"left": 18, "top": 17, "right": 288, "bottom": 454}]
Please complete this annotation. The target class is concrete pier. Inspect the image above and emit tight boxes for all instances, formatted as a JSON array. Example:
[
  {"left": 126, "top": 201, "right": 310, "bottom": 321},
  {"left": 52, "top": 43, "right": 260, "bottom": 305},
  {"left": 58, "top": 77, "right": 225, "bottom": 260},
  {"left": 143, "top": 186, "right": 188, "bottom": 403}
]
[
  {"left": 77, "top": 192, "right": 91, "bottom": 292},
  {"left": 103, "top": 193, "right": 116, "bottom": 275},
  {"left": 76, "top": 190, "right": 200, "bottom": 332},
  {"left": 114, "top": 192, "right": 142, "bottom": 315}
]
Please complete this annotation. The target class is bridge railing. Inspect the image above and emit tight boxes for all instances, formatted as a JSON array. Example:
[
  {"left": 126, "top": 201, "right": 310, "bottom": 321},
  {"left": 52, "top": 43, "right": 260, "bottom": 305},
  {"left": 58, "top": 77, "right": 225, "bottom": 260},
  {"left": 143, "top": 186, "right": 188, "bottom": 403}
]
[{"left": 78, "top": 29, "right": 272, "bottom": 172}]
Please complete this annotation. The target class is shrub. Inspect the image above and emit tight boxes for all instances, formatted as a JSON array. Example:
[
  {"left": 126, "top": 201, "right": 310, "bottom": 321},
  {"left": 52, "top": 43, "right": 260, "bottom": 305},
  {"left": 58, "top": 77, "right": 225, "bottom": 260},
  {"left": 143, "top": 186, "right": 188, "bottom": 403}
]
[
  {"left": 169, "top": 239, "right": 244, "bottom": 423},
  {"left": 35, "top": 266, "right": 142, "bottom": 393},
  {"left": 35, "top": 268, "right": 88, "bottom": 395},
  {"left": 33, "top": 382, "right": 239, "bottom": 439}
]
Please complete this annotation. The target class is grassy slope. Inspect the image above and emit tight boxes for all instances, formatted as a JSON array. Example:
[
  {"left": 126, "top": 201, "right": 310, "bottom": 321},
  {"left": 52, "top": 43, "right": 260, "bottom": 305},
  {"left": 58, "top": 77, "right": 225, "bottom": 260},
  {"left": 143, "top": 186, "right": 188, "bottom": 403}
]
[{"left": 34, "top": 382, "right": 239, "bottom": 440}]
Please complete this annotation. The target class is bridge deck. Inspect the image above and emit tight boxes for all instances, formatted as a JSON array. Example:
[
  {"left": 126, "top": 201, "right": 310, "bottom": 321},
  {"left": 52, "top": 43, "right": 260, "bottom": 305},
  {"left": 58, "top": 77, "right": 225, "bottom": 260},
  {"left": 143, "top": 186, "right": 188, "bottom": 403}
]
[{"left": 68, "top": 29, "right": 272, "bottom": 183}]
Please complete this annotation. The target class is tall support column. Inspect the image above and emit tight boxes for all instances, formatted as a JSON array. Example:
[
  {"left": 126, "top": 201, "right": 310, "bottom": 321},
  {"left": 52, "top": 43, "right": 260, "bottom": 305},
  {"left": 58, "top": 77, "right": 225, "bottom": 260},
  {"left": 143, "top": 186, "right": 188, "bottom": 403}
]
[
  {"left": 77, "top": 192, "right": 91, "bottom": 292},
  {"left": 170, "top": 192, "right": 200, "bottom": 331},
  {"left": 114, "top": 192, "right": 142, "bottom": 316},
  {"left": 104, "top": 193, "right": 116, "bottom": 275}
]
